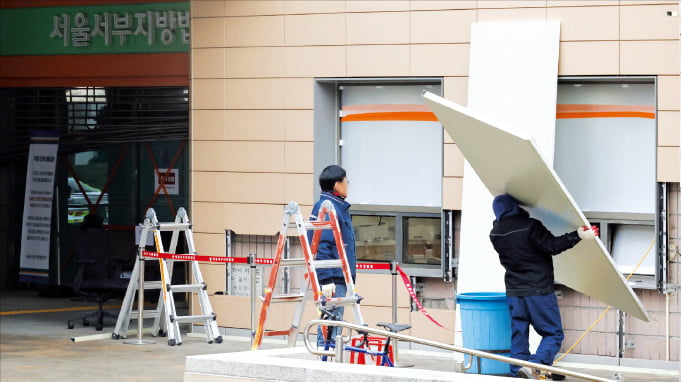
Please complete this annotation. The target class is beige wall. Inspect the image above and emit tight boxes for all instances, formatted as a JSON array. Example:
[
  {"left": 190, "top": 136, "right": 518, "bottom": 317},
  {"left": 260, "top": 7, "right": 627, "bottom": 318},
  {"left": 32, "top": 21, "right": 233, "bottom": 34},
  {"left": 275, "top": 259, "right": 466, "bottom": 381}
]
[{"left": 191, "top": 0, "right": 681, "bottom": 360}]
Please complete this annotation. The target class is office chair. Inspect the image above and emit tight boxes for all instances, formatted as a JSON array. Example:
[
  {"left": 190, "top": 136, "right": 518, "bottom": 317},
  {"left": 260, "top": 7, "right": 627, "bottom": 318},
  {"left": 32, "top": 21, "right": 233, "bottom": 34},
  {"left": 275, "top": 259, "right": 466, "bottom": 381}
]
[{"left": 67, "top": 215, "right": 127, "bottom": 331}]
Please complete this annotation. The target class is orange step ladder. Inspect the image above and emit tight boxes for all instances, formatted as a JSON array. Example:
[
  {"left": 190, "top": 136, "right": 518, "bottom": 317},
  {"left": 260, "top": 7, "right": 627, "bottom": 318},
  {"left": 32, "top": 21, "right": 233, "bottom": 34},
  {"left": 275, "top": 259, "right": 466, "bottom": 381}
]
[{"left": 251, "top": 200, "right": 365, "bottom": 350}]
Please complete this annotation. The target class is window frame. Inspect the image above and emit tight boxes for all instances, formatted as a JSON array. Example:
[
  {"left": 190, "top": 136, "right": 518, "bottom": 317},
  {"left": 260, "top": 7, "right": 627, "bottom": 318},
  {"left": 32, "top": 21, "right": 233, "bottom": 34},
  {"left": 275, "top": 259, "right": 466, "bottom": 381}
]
[{"left": 556, "top": 76, "right": 668, "bottom": 292}]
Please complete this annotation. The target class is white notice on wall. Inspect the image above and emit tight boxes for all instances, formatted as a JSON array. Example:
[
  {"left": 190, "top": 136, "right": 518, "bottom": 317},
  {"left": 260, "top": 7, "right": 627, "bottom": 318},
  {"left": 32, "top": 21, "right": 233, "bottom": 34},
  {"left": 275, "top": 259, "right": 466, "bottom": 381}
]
[{"left": 154, "top": 168, "right": 179, "bottom": 195}]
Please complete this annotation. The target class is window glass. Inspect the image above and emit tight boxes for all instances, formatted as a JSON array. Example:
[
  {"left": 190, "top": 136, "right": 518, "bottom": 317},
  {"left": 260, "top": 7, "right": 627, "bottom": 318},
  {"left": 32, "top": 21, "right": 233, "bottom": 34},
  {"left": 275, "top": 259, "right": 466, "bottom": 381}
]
[
  {"left": 403, "top": 217, "right": 441, "bottom": 265},
  {"left": 340, "top": 84, "right": 442, "bottom": 207},
  {"left": 610, "top": 224, "right": 655, "bottom": 275},
  {"left": 353, "top": 215, "right": 396, "bottom": 262},
  {"left": 554, "top": 82, "right": 655, "bottom": 214}
]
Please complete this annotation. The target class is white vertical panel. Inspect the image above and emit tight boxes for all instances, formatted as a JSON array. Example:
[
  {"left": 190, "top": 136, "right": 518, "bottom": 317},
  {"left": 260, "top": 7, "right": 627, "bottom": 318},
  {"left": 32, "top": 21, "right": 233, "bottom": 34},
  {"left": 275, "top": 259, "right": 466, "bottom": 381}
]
[{"left": 457, "top": 21, "right": 561, "bottom": 297}]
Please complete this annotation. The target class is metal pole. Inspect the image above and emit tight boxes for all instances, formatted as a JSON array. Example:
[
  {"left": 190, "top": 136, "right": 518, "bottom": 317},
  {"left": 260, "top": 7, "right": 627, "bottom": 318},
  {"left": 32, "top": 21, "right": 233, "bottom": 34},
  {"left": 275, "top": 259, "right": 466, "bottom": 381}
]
[
  {"left": 124, "top": 251, "right": 155, "bottom": 345},
  {"left": 249, "top": 253, "right": 257, "bottom": 347},
  {"left": 391, "top": 260, "right": 413, "bottom": 367},
  {"left": 303, "top": 320, "right": 615, "bottom": 382},
  {"left": 334, "top": 334, "right": 344, "bottom": 363}
]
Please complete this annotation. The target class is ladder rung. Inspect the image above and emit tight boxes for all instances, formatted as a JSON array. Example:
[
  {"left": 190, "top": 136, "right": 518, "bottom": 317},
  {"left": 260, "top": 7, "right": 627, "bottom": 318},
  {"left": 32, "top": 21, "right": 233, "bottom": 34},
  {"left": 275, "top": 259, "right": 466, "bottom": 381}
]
[
  {"left": 130, "top": 310, "right": 161, "bottom": 318},
  {"left": 280, "top": 258, "right": 307, "bottom": 267},
  {"left": 276, "top": 258, "right": 343, "bottom": 269},
  {"left": 313, "top": 259, "right": 342, "bottom": 268},
  {"left": 323, "top": 296, "right": 360, "bottom": 307},
  {"left": 270, "top": 294, "right": 306, "bottom": 303},
  {"left": 287, "top": 221, "right": 334, "bottom": 230},
  {"left": 143, "top": 281, "right": 163, "bottom": 289},
  {"left": 264, "top": 329, "right": 292, "bottom": 337},
  {"left": 168, "top": 283, "right": 205, "bottom": 292},
  {"left": 171, "top": 314, "right": 214, "bottom": 323},
  {"left": 155, "top": 222, "right": 192, "bottom": 231}
]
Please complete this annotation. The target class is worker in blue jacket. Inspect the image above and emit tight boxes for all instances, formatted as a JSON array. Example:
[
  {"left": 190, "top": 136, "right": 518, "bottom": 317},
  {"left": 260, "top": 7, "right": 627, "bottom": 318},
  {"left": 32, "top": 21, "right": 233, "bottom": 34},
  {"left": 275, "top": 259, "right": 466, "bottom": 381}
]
[
  {"left": 489, "top": 194, "right": 598, "bottom": 379},
  {"left": 310, "top": 165, "right": 356, "bottom": 346}
]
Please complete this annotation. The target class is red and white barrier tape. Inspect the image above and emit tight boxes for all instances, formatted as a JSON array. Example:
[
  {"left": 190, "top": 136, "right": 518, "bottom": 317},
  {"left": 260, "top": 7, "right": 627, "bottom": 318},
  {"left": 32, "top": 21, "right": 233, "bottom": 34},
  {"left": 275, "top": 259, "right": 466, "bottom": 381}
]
[{"left": 141, "top": 251, "right": 451, "bottom": 330}]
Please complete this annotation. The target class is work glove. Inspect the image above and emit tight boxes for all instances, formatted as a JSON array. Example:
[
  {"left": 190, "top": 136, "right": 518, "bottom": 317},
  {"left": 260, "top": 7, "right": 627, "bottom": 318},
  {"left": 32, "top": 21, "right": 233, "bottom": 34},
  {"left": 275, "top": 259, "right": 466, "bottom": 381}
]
[
  {"left": 321, "top": 283, "right": 336, "bottom": 299},
  {"left": 577, "top": 225, "right": 599, "bottom": 240}
]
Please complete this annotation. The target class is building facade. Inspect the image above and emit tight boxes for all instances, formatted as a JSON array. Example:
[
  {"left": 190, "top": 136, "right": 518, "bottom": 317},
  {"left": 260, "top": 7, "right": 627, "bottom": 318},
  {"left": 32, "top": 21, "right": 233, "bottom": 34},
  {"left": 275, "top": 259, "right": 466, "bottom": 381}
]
[{"left": 190, "top": 0, "right": 680, "bottom": 363}]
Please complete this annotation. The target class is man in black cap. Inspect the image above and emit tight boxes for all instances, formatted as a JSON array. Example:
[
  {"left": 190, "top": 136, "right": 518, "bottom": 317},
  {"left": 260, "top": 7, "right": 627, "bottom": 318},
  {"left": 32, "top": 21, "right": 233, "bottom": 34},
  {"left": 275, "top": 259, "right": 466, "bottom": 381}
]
[{"left": 490, "top": 194, "right": 598, "bottom": 379}]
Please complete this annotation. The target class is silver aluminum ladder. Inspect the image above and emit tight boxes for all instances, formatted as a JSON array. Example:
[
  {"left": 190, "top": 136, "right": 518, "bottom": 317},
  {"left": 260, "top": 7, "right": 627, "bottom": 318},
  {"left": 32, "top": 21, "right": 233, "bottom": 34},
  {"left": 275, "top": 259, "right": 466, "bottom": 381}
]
[{"left": 113, "top": 207, "right": 222, "bottom": 346}]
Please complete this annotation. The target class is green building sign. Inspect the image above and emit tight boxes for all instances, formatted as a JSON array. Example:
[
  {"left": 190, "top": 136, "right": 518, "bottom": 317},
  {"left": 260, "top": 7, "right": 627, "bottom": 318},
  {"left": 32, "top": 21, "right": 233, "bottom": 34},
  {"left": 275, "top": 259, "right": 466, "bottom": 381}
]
[{"left": 0, "top": 2, "right": 189, "bottom": 56}]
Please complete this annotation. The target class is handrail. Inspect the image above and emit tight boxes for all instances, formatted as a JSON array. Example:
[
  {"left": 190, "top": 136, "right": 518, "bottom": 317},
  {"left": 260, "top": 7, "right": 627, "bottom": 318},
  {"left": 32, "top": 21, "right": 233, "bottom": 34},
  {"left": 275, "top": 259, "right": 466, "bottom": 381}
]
[{"left": 303, "top": 319, "right": 615, "bottom": 382}]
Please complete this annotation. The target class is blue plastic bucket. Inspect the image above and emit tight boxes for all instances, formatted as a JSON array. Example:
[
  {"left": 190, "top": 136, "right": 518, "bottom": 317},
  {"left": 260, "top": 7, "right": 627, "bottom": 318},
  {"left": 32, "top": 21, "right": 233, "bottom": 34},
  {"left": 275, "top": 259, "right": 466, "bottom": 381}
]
[{"left": 456, "top": 292, "right": 511, "bottom": 375}]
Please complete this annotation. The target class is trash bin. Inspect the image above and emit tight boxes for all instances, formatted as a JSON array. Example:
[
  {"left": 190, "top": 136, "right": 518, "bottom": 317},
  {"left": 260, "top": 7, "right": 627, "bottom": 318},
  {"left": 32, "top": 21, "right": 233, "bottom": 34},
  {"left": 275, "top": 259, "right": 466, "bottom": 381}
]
[{"left": 456, "top": 292, "right": 511, "bottom": 375}]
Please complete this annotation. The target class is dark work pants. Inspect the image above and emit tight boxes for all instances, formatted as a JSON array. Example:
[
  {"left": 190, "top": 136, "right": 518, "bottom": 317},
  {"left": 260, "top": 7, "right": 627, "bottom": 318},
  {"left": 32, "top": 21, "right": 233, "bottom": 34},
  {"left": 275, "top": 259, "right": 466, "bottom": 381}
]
[{"left": 507, "top": 293, "right": 564, "bottom": 377}]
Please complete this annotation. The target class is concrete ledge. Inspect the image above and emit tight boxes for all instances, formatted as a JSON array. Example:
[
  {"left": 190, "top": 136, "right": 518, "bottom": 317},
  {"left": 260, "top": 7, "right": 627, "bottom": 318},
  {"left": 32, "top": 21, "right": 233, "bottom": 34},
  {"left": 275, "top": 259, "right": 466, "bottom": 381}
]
[{"left": 185, "top": 347, "right": 507, "bottom": 382}]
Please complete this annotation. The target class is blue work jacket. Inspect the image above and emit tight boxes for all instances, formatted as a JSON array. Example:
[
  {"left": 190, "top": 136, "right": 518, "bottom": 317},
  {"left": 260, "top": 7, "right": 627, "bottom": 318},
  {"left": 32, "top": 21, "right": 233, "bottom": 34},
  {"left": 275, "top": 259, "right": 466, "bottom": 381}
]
[{"left": 308, "top": 192, "right": 356, "bottom": 285}]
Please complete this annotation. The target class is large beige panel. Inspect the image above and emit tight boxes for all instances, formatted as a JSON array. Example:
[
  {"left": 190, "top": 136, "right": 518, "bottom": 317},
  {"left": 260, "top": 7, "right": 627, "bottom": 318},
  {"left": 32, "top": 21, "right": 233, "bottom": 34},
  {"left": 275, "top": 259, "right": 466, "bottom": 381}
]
[
  {"left": 191, "top": 17, "right": 225, "bottom": 48},
  {"left": 355, "top": 273, "right": 410, "bottom": 308},
  {"left": 546, "top": 6, "right": 619, "bottom": 41},
  {"left": 224, "top": 1, "right": 284, "bottom": 17},
  {"left": 362, "top": 306, "right": 411, "bottom": 332},
  {"left": 409, "top": 309, "right": 455, "bottom": 344},
  {"left": 346, "top": 0, "right": 409, "bottom": 12},
  {"left": 410, "top": 44, "right": 469, "bottom": 76},
  {"left": 477, "top": 1, "right": 546, "bottom": 8},
  {"left": 657, "top": 76, "right": 681, "bottom": 111},
  {"left": 193, "top": 202, "right": 226, "bottom": 233},
  {"left": 192, "top": 110, "right": 226, "bottom": 140},
  {"left": 225, "top": 47, "right": 285, "bottom": 78},
  {"left": 424, "top": 91, "right": 650, "bottom": 321},
  {"left": 191, "top": 0, "right": 225, "bottom": 18},
  {"left": 443, "top": 77, "right": 469, "bottom": 110},
  {"left": 346, "top": 12, "right": 410, "bottom": 45},
  {"left": 443, "top": 144, "right": 465, "bottom": 177},
  {"left": 282, "top": 78, "right": 314, "bottom": 109},
  {"left": 442, "top": 177, "right": 463, "bottom": 210},
  {"left": 225, "top": 79, "right": 284, "bottom": 109},
  {"left": 621, "top": 4, "right": 679, "bottom": 40},
  {"left": 225, "top": 110, "right": 285, "bottom": 141},
  {"left": 477, "top": 7, "right": 547, "bottom": 21},
  {"left": 193, "top": 171, "right": 226, "bottom": 202},
  {"left": 410, "top": 10, "right": 475, "bottom": 43},
  {"left": 658, "top": 111, "right": 681, "bottom": 147},
  {"left": 225, "top": 173, "right": 285, "bottom": 204},
  {"left": 224, "top": 141, "right": 284, "bottom": 172},
  {"left": 558, "top": 41, "right": 619, "bottom": 75},
  {"left": 225, "top": 16, "right": 284, "bottom": 47},
  {"left": 284, "top": 14, "right": 346, "bottom": 46},
  {"left": 193, "top": 141, "right": 227, "bottom": 172},
  {"left": 199, "top": 263, "right": 227, "bottom": 294},
  {"left": 285, "top": 142, "right": 313, "bottom": 173},
  {"left": 657, "top": 147, "right": 681, "bottom": 182},
  {"left": 284, "top": 173, "right": 314, "bottom": 205},
  {"left": 193, "top": 48, "right": 226, "bottom": 78},
  {"left": 224, "top": 203, "right": 285, "bottom": 235},
  {"left": 193, "top": 79, "right": 225, "bottom": 110},
  {"left": 213, "top": 295, "right": 251, "bottom": 328},
  {"left": 284, "top": 1, "right": 346, "bottom": 14},
  {"left": 285, "top": 46, "right": 346, "bottom": 78},
  {"left": 347, "top": 45, "right": 410, "bottom": 76},
  {"left": 193, "top": 232, "right": 227, "bottom": 258},
  {"left": 284, "top": 110, "right": 314, "bottom": 141},
  {"left": 409, "top": 1, "right": 476, "bottom": 10},
  {"left": 621, "top": 41, "right": 680, "bottom": 76}
]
